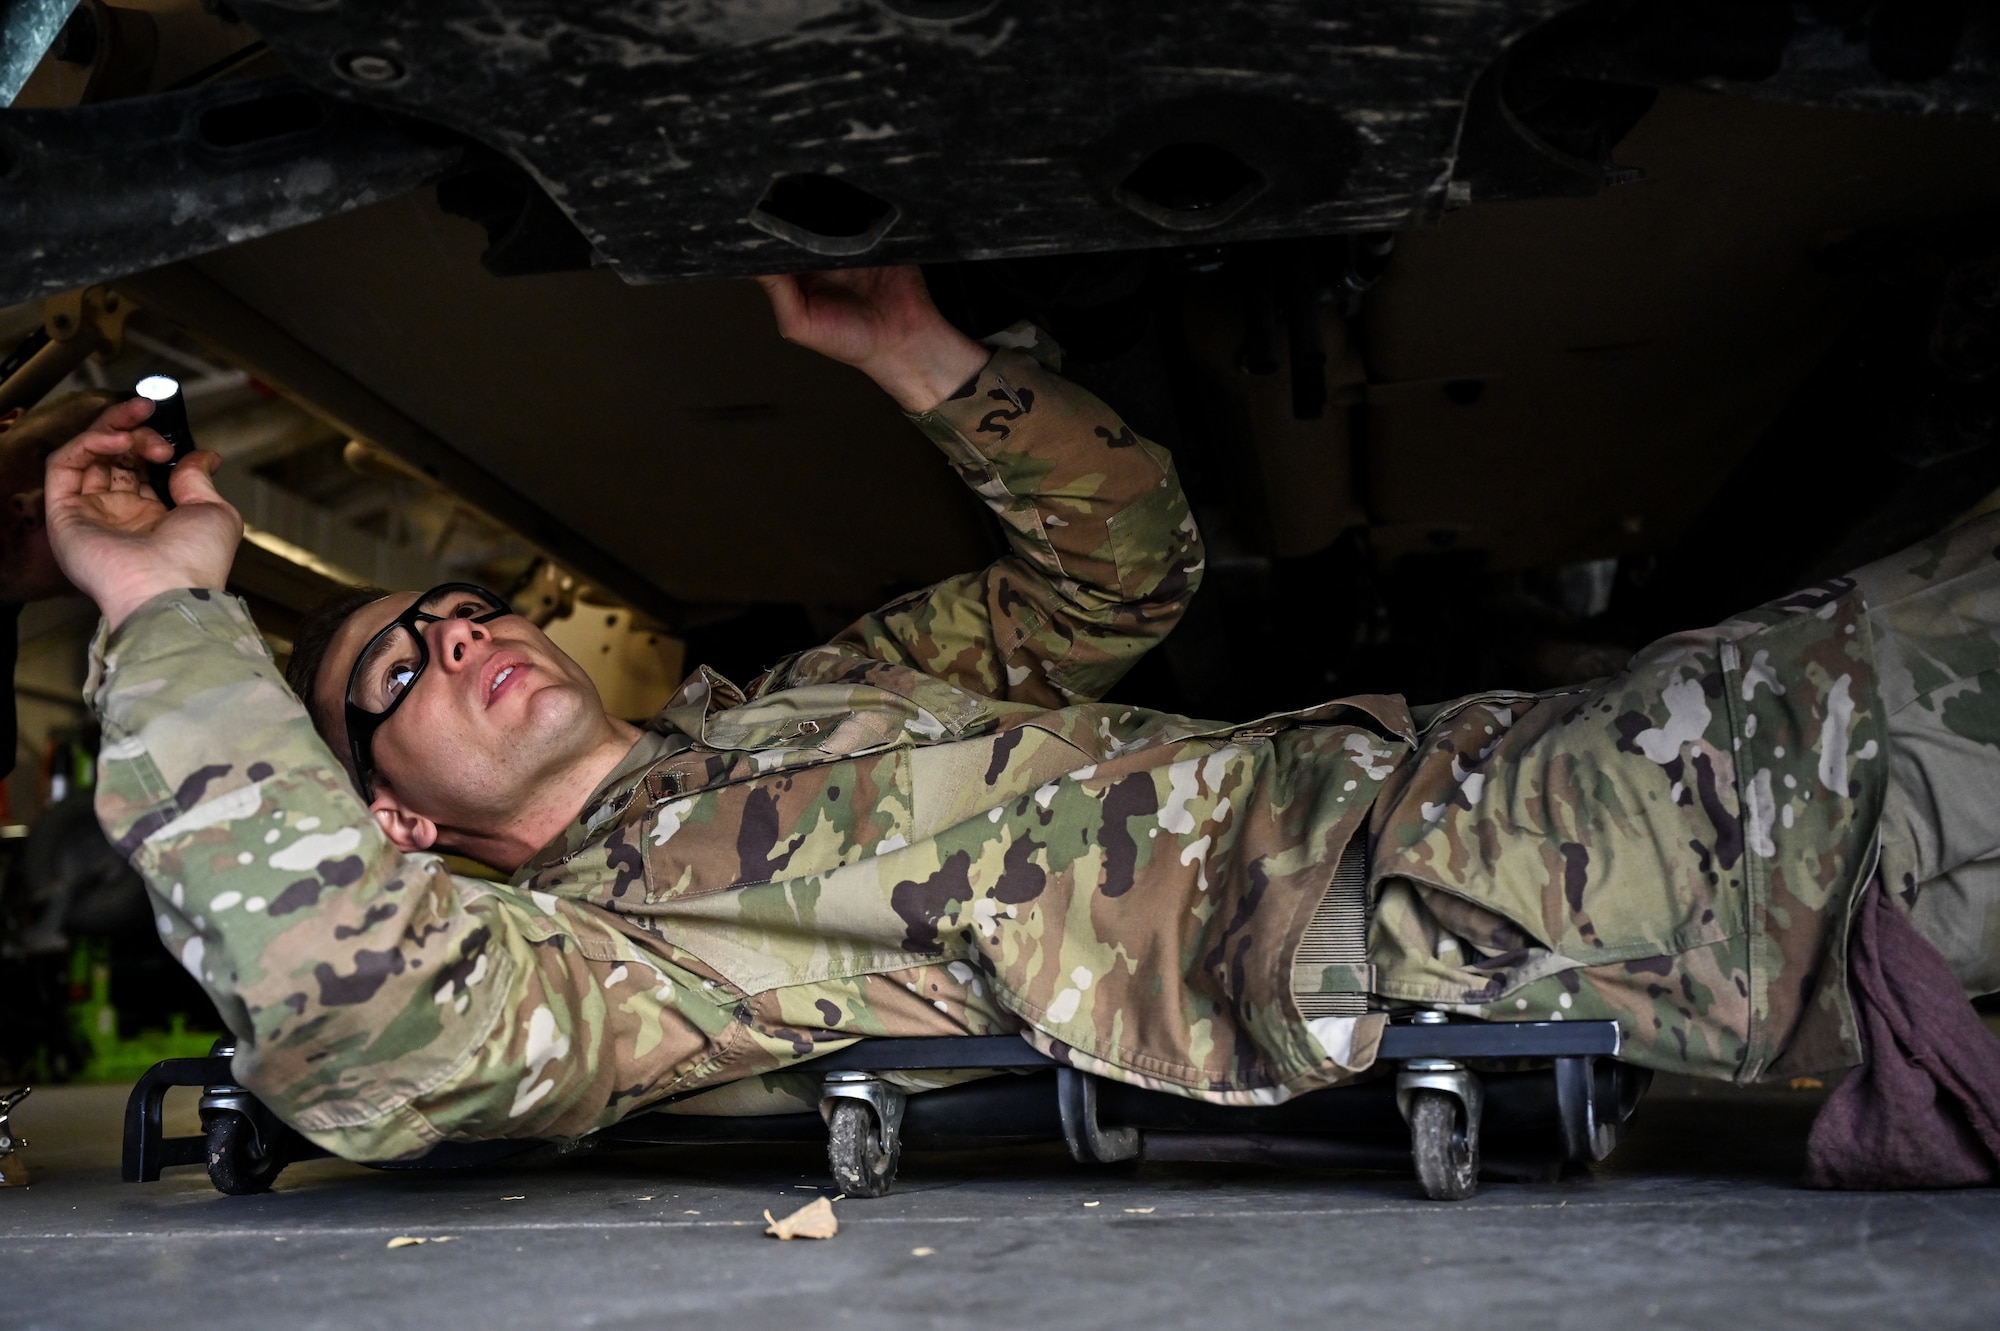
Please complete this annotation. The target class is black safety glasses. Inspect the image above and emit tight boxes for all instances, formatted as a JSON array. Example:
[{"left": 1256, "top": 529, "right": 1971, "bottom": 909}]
[{"left": 343, "top": 582, "right": 513, "bottom": 800}]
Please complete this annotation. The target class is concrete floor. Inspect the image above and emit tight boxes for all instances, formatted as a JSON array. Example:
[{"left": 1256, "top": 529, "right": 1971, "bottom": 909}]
[{"left": 4, "top": 1076, "right": 1999, "bottom": 1331}]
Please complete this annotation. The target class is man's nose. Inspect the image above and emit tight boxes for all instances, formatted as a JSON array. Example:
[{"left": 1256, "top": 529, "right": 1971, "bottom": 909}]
[{"left": 426, "top": 615, "right": 489, "bottom": 671}]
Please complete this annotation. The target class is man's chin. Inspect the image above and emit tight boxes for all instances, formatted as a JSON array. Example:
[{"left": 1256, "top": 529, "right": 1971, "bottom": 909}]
[
  {"left": 511, "top": 681, "right": 617, "bottom": 764},
  {"left": 519, "top": 676, "right": 592, "bottom": 725}
]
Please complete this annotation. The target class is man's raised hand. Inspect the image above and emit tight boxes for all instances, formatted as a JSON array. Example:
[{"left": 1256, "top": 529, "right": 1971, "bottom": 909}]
[
  {"left": 44, "top": 396, "right": 241, "bottom": 632},
  {"left": 753, "top": 266, "right": 988, "bottom": 413}
]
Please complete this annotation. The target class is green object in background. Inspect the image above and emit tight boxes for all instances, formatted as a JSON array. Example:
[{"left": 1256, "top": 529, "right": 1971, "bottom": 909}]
[{"left": 65, "top": 940, "right": 220, "bottom": 1083}]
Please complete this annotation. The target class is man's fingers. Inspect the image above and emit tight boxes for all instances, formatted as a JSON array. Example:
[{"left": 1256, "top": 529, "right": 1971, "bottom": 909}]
[
  {"left": 750, "top": 273, "right": 807, "bottom": 337},
  {"left": 166, "top": 450, "right": 229, "bottom": 509},
  {"left": 49, "top": 412, "right": 165, "bottom": 467},
  {"left": 46, "top": 418, "right": 170, "bottom": 504},
  {"left": 74, "top": 424, "right": 169, "bottom": 460},
  {"left": 90, "top": 395, "right": 156, "bottom": 434}
]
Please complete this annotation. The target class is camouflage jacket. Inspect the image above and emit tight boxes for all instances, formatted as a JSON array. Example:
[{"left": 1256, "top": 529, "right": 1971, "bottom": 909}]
[
  {"left": 90, "top": 330, "right": 1888, "bottom": 1163},
  {"left": 91, "top": 331, "right": 1409, "bottom": 1161}
]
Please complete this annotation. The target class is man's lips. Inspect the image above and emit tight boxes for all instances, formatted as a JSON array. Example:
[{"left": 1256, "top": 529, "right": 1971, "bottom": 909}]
[{"left": 481, "top": 653, "right": 530, "bottom": 709}]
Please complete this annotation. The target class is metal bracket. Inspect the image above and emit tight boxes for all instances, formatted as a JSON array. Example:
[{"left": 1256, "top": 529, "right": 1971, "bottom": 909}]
[
  {"left": 43, "top": 280, "right": 133, "bottom": 350},
  {"left": 196, "top": 1081, "right": 263, "bottom": 1121},
  {"left": 122, "top": 1055, "right": 231, "bottom": 1181},
  {"left": 820, "top": 1071, "right": 906, "bottom": 1159},
  {"left": 1056, "top": 1068, "right": 1140, "bottom": 1164},
  {"left": 0, "top": 283, "right": 133, "bottom": 416},
  {"left": 805, "top": 1024, "right": 1621, "bottom": 1071},
  {"left": 811, "top": 1035, "right": 1055, "bottom": 1072},
  {"left": 1395, "top": 1059, "right": 1485, "bottom": 1141},
  {"left": 1378, "top": 1016, "right": 1620, "bottom": 1060}
]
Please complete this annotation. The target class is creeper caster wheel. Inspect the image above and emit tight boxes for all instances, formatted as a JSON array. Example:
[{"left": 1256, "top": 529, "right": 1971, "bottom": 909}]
[
  {"left": 826, "top": 1097, "right": 900, "bottom": 1198},
  {"left": 1408, "top": 1089, "right": 1480, "bottom": 1201},
  {"left": 205, "top": 1109, "right": 286, "bottom": 1196}
]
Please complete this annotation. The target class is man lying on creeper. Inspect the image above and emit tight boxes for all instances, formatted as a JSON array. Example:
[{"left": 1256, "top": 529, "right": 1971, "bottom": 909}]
[{"left": 46, "top": 265, "right": 1999, "bottom": 1173}]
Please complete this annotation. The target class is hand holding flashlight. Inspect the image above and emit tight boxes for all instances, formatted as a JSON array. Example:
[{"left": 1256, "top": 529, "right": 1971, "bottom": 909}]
[{"left": 43, "top": 393, "right": 241, "bottom": 632}]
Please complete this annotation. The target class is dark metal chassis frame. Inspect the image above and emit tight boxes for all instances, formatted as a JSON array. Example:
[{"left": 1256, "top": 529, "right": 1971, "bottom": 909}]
[
  {"left": 8, "top": 2, "right": 1996, "bottom": 309},
  {"left": 124, "top": 1019, "right": 1640, "bottom": 1193}
]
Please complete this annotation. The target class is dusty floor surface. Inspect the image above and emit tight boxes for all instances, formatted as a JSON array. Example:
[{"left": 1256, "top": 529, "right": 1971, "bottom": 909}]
[{"left": 4, "top": 1075, "right": 1999, "bottom": 1330}]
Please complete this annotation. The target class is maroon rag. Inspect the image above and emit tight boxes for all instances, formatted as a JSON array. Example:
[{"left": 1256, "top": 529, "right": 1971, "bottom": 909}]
[{"left": 1804, "top": 879, "right": 2000, "bottom": 1188}]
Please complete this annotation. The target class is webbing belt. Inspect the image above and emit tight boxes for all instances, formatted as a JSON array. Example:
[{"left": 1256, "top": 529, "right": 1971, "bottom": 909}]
[{"left": 1293, "top": 832, "right": 1373, "bottom": 1018}]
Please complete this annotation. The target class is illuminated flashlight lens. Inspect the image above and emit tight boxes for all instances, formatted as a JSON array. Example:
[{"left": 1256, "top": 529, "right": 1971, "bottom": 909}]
[{"left": 135, "top": 375, "right": 180, "bottom": 401}]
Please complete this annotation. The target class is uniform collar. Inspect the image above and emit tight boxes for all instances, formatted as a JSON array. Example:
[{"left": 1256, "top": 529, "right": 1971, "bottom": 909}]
[{"left": 510, "top": 725, "right": 693, "bottom": 882}]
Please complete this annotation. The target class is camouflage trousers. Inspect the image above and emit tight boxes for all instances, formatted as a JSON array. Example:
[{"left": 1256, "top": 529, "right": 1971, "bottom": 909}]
[
  {"left": 1365, "top": 539, "right": 1887, "bottom": 1083},
  {"left": 1364, "top": 506, "right": 2000, "bottom": 1087},
  {"left": 1852, "top": 505, "right": 2000, "bottom": 998}
]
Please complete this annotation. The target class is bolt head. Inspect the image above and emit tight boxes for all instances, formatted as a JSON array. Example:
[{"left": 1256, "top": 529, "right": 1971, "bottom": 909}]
[{"left": 338, "top": 51, "right": 404, "bottom": 84}]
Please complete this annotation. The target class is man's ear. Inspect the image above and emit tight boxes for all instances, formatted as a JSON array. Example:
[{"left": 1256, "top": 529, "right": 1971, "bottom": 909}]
[
  {"left": 369, "top": 793, "right": 438, "bottom": 853},
  {"left": 0, "top": 408, "right": 23, "bottom": 433}
]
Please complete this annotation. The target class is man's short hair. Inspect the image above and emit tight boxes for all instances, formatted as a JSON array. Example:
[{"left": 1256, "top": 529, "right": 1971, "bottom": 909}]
[{"left": 285, "top": 584, "right": 393, "bottom": 740}]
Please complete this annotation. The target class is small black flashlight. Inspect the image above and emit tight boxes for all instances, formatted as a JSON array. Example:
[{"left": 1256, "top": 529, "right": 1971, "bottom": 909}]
[{"left": 136, "top": 375, "right": 195, "bottom": 508}]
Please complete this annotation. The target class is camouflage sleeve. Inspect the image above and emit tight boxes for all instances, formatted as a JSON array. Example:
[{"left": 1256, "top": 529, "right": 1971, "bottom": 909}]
[
  {"left": 830, "top": 324, "right": 1204, "bottom": 707},
  {"left": 87, "top": 590, "right": 724, "bottom": 1160}
]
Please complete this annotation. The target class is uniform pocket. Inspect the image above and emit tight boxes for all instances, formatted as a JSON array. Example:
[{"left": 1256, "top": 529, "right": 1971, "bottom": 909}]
[
  {"left": 1105, "top": 454, "right": 1186, "bottom": 594},
  {"left": 1373, "top": 668, "right": 1748, "bottom": 968}
]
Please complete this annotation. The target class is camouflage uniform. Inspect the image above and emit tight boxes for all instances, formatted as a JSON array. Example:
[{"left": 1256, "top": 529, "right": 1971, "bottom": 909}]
[{"left": 90, "top": 325, "right": 1912, "bottom": 1164}]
